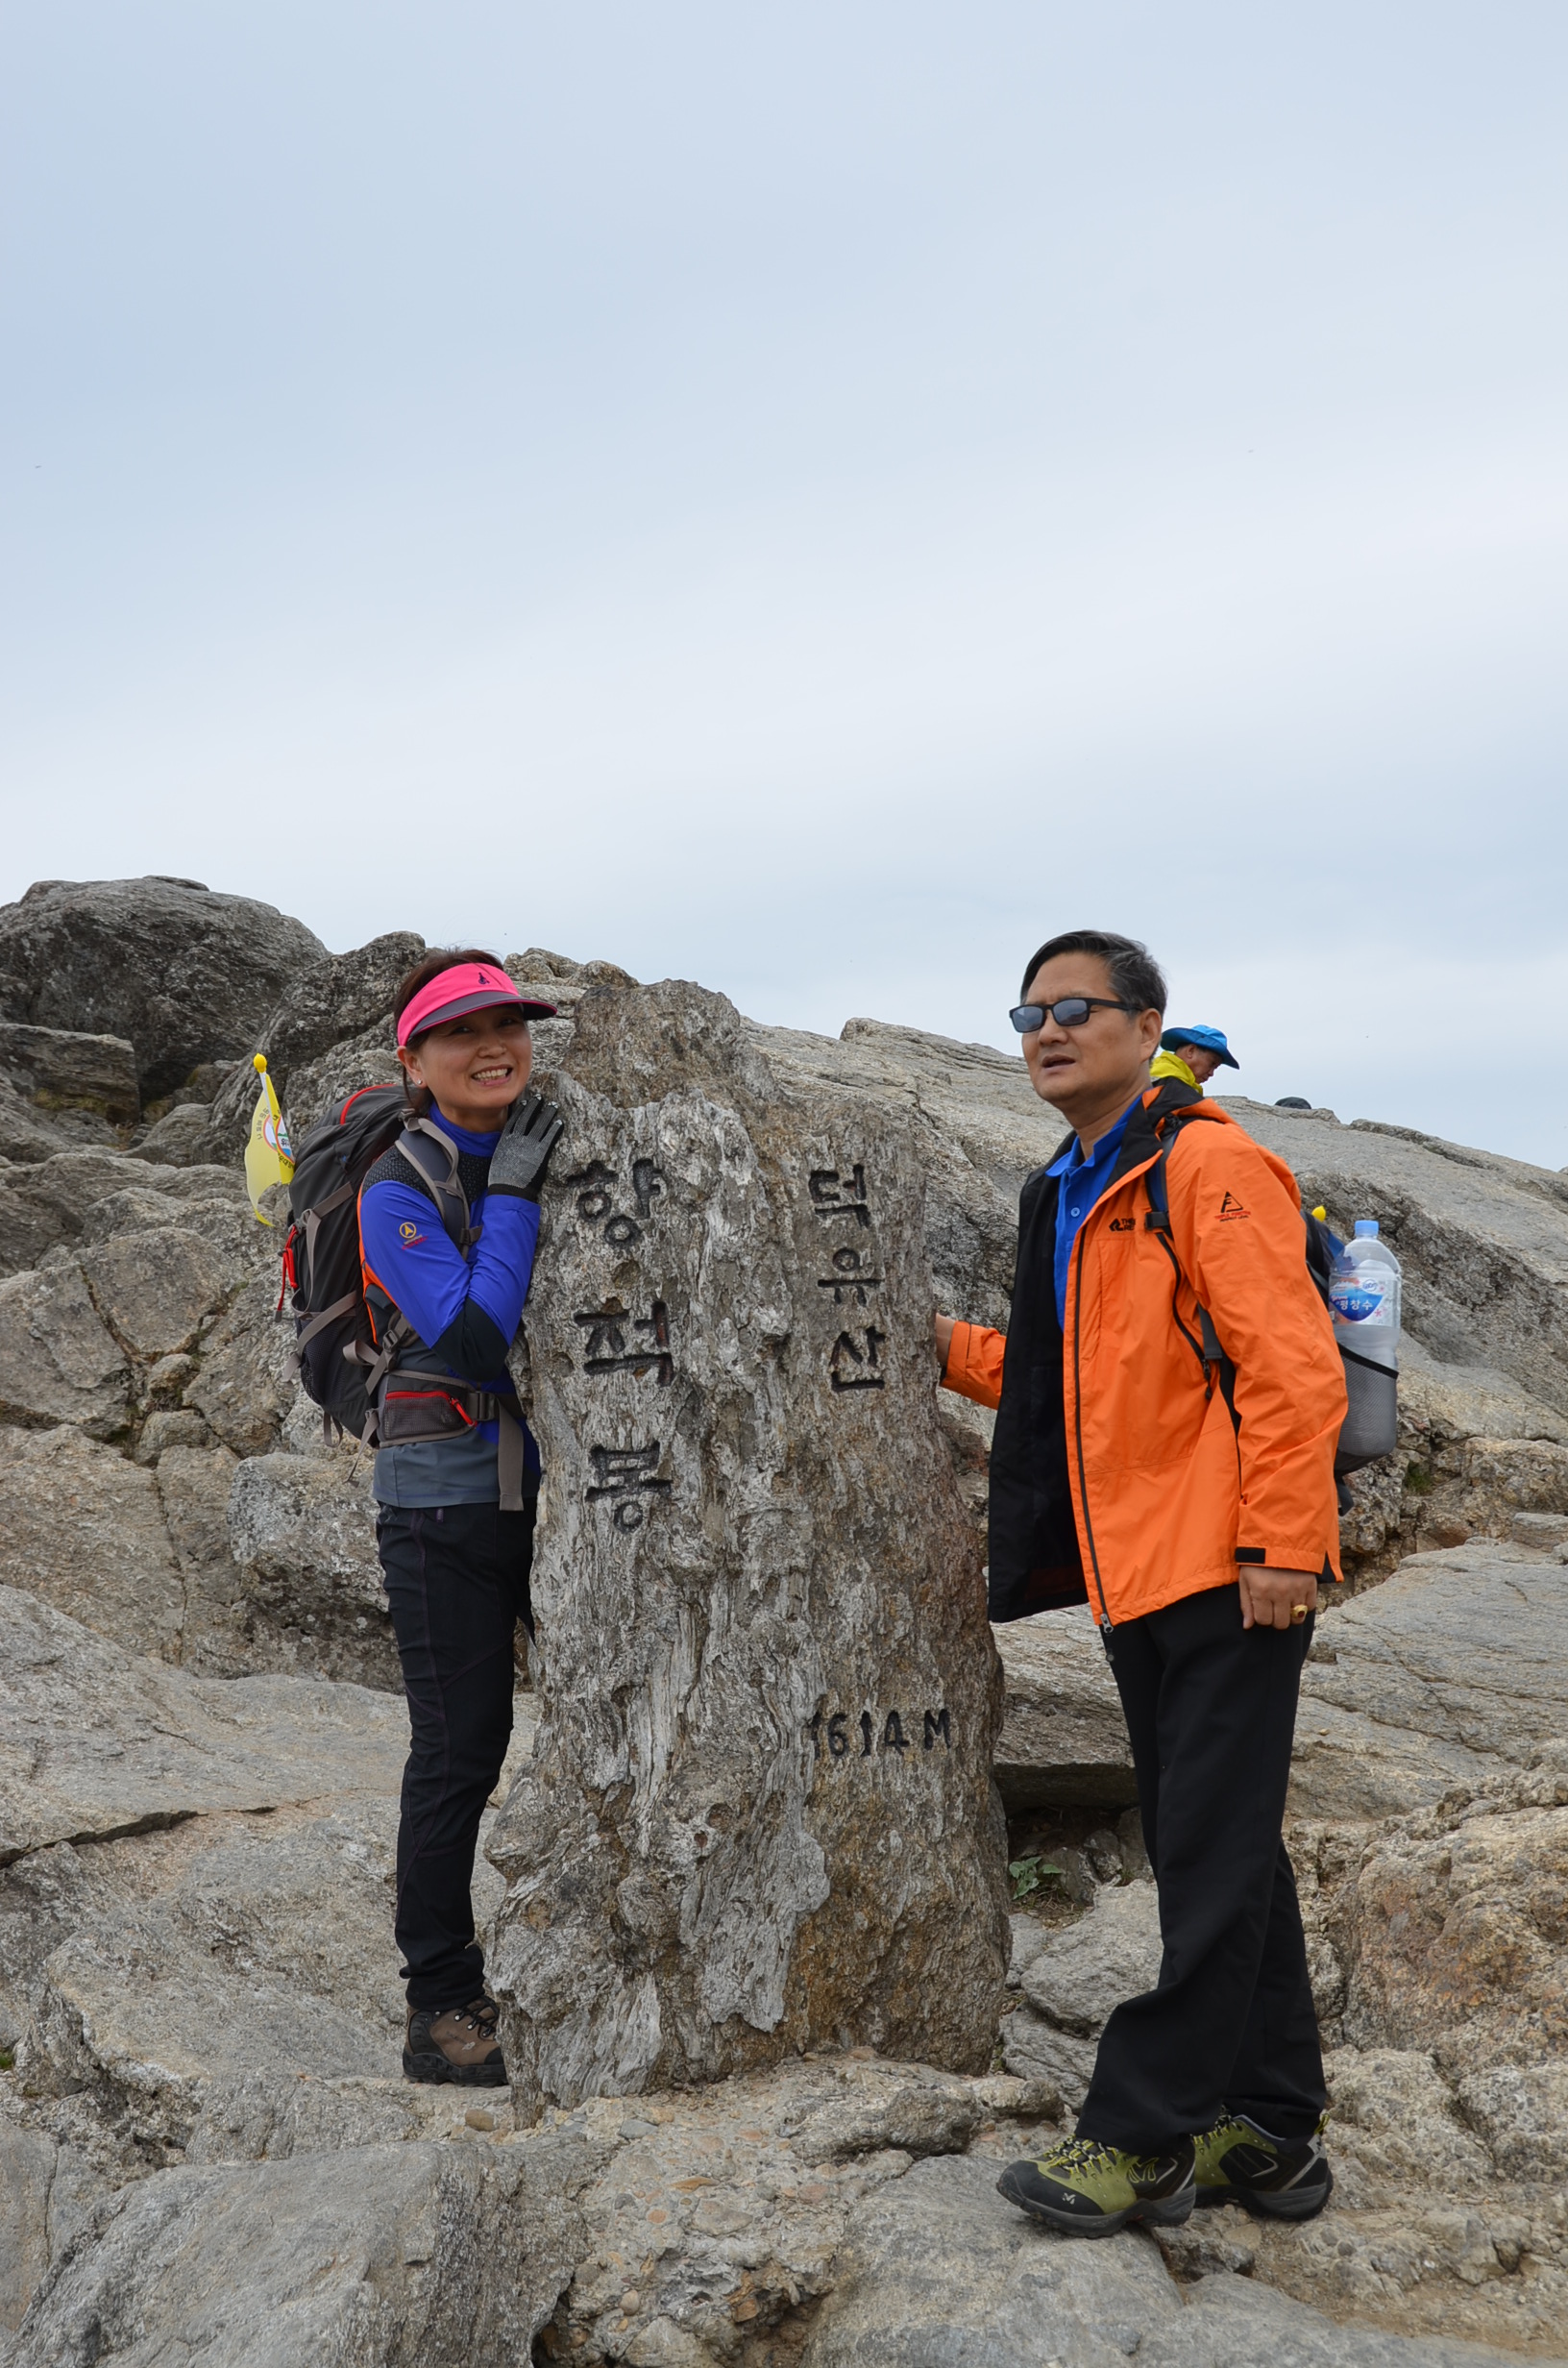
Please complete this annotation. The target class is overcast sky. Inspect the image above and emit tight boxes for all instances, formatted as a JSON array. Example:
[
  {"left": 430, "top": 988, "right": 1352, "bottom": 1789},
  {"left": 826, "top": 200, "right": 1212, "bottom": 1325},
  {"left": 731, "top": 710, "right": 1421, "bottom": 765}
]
[{"left": 4, "top": 5, "right": 1566, "bottom": 1163}]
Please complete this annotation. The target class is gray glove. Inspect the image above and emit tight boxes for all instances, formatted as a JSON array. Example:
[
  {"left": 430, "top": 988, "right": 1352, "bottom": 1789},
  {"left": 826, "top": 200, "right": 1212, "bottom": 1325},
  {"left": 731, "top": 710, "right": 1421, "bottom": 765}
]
[{"left": 487, "top": 1091, "right": 564, "bottom": 1202}]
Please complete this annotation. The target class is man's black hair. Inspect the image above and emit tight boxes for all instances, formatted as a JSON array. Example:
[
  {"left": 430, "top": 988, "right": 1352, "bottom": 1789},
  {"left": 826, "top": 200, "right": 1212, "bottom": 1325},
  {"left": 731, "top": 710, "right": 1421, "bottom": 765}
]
[{"left": 1019, "top": 929, "right": 1167, "bottom": 1015}]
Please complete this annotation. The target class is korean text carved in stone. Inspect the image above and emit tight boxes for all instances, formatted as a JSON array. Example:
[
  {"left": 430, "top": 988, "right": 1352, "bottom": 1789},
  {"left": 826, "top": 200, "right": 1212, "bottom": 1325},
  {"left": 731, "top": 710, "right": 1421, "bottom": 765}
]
[
  {"left": 584, "top": 1441, "right": 673, "bottom": 1531},
  {"left": 574, "top": 1295, "right": 674, "bottom": 1385},
  {"left": 829, "top": 1324, "right": 886, "bottom": 1392}
]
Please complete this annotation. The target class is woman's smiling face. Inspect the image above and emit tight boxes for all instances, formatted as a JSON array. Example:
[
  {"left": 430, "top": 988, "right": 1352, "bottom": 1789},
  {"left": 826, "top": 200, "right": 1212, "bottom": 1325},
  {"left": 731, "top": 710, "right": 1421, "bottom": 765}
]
[{"left": 397, "top": 1004, "right": 534, "bottom": 1131}]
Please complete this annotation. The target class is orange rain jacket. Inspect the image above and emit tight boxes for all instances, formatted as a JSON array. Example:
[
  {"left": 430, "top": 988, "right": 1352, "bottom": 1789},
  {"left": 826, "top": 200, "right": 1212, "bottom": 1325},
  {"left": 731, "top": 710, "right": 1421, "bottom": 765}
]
[{"left": 944, "top": 1084, "right": 1345, "bottom": 1630}]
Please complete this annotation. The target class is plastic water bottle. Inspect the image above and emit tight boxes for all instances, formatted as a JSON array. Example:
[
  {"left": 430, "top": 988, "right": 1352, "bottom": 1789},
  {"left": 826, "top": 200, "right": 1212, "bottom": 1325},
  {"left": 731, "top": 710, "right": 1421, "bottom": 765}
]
[
  {"left": 1329, "top": 1221, "right": 1402, "bottom": 1365},
  {"left": 1329, "top": 1220, "right": 1400, "bottom": 1464}
]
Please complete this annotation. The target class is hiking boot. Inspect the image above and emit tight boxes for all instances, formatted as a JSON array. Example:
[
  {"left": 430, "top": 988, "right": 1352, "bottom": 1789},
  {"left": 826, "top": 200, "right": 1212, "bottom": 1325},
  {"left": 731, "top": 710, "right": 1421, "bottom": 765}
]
[
  {"left": 1191, "top": 2111, "right": 1333, "bottom": 2220},
  {"left": 404, "top": 1995, "right": 506, "bottom": 2086},
  {"left": 996, "top": 2135, "right": 1195, "bottom": 2237}
]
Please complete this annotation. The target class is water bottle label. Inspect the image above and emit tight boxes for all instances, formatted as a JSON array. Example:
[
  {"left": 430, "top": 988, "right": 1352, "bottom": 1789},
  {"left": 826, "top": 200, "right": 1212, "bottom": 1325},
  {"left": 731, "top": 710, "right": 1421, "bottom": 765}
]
[{"left": 1330, "top": 1279, "right": 1393, "bottom": 1325}]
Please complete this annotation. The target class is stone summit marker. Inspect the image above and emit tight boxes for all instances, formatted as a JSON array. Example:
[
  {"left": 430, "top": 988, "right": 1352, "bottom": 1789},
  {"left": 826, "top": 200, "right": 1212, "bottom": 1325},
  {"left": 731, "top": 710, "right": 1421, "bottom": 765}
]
[{"left": 489, "top": 980, "right": 1010, "bottom": 2117}]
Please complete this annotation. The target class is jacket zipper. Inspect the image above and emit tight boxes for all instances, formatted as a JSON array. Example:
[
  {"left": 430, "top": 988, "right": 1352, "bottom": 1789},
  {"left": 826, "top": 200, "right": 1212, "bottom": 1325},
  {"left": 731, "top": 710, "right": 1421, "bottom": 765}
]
[
  {"left": 1069, "top": 1128, "right": 1248, "bottom": 1644},
  {"left": 1066, "top": 1133, "right": 1179, "bottom": 1659},
  {"left": 1068, "top": 1220, "right": 1117, "bottom": 1659}
]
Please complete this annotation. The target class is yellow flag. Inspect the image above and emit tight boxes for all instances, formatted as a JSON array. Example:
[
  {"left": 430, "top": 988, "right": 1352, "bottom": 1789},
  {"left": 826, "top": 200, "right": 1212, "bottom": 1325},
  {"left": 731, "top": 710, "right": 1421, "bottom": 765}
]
[{"left": 245, "top": 1054, "right": 295, "bottom": 1222}]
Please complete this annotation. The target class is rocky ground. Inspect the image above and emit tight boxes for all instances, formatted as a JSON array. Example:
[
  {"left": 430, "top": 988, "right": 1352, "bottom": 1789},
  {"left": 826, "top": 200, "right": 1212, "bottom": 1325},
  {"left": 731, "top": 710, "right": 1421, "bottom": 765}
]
[{"left": 3, "top": 877, "right": 1568, "bottom": 2365}]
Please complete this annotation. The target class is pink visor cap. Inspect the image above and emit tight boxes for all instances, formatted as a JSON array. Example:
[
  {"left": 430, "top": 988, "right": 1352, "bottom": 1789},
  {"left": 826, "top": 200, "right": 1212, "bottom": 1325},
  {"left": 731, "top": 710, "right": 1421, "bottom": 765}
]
[{"left": 395, "top": 963, "right": 557, "bottom": 1048}]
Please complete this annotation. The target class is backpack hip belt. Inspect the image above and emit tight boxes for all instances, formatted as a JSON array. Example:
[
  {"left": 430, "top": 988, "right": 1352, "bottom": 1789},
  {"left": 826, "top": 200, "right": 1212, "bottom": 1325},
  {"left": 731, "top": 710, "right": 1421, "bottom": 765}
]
[{"left": 374, "top": 1371, "right": 505, "bottom": 1442}]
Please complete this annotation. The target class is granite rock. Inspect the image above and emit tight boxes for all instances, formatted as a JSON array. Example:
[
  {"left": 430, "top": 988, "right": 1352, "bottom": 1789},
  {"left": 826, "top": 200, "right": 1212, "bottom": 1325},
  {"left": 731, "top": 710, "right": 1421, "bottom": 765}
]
[
  {"left": 533, "top": 2056, "right": 1012, "bottom": 2366},
  {"left": 199, "top": 929, "right": 426, "bottom": 1157},
  {"left": 17, "top": 1802, "right": 407, "bottom": 2135},
  {"left": 0, "top": 1073, "right": 89, "bottom": 1164},
  {"left": 1228, "top": 2213, "right": 1568, "bottom": 2355},
  {"left": 0, "top": 1425, "right": 183, "bottom": 1661},
  {"left": 227, "top": 1450, "right": 399, "bottom": 1689},
  {"left": 488, "top": 981, "right": 1009, "bottom": 2114},
  {"left": 133, "top": 1408, "right": 212, "bottom": 1463},
  {"left": 184, "top": 1271, "right": 300, "bottom": 1456},
  {"left": 999, "top": 2003, "right": 1102, "bottom": 2111},
  {"left": 0, "top": 876, "right": 327, "bottom": 1100},
  {"left": 992, "top": 1607, "right": 1137, "bottom": 1812},
  {"left": 78, "top": 1224, "right": 235, "bottom": 1361},
  {"left": 1142, "top": 2266, "right": 1567, "bottom": 2366},
  {"left": 75, "top": 1180, "right": 256, "bottom": 1263},
  {"left": 0, "top": 1258, "right": 129, "bottom": 1437},
  {"left": 1337, "top": 1787, "right": 1568, "bottom": 2072},
  {"left": 1292, "top": 1546, "right": 1568, "bottom": 1820},
  {"left": 0, "top": 1021, "right": 139, "bottom": 1126},
  {"left": 7, "top": 2132, "right": 600, "bottom": 2368},
  {"left": 1455, "top": 2059, "right": 1568, "bottom": 2185},
  {"left": 131, "top": 1099, "right": 221, "bottom": 1165},
  {"left": 800, "top": 2145, "right": 1565, "bottom": 2368},
  {"left": 1320, "top": 2047, "right": 1493, "bottom": 2205},
  {"left": 1000, "top": 1879, "right": 1164, "bottom": 2113},
  {"left": 1017, "top": 1878, "right": 1164, "bottom": 2039},
  {"left": 154, "top": 1443, "right": 262, "bottom": 1676},
  {"left": 0, "top": 1149, "right": 246, "bottom": 1277},
  {"left": 184, "top": 2072, "right": 456, "bottom": 2164},
  {"left": 0, "top": 2120, "right": 58, "bottom": 2333},
  {"left": 782, "top": 2066, "right": 982, "bottom": 2164},
  {"left": 0, "top": 1586, "right": 408, "bottom": 1866}
]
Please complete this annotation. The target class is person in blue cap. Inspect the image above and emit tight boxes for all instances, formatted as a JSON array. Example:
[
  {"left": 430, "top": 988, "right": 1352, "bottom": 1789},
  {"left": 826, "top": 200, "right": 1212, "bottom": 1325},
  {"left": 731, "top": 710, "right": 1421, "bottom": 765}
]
[{"left": 1149, "top": 1024, "right": 1238, "bottom": 1096}]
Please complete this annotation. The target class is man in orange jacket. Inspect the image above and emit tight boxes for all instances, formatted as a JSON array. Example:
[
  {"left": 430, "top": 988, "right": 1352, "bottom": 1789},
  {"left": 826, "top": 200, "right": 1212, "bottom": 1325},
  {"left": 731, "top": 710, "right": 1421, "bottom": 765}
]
[{"left": 937, "top": 927, "right": 1345, "bottom": 2240}]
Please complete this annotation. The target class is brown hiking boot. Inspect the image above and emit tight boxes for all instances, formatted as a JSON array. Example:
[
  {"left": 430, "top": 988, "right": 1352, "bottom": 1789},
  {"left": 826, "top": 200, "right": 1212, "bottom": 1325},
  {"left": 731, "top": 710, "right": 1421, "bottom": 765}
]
[{"left": 404, "top": 1995, "right": 506, "bottom": 2086}]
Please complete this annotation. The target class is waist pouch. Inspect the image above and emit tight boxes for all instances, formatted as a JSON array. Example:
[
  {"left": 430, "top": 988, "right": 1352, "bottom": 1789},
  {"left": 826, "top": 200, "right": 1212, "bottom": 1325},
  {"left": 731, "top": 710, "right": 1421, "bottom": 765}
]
[{"left": 375, "top": 1369, "right": 530, "bottom": 1510}]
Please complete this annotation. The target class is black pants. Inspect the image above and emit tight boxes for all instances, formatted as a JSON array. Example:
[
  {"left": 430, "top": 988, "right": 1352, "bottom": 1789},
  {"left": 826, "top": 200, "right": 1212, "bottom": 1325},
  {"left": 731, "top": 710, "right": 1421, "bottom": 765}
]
[
  {"left": 377, "top": 1498, "right": 535, "bottom": 2012},
  {"left": 1077, "top": 1581, "right": 1326, "bottom": 2153}
]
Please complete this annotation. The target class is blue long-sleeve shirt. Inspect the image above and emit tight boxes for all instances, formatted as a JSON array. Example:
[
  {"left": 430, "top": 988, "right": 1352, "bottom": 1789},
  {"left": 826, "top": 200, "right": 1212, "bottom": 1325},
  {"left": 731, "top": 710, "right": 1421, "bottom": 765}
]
[
  {"left": 358, "top": 1110, "right": 541, "bottom": 1506},
  {"left": 1045, "top": 1102, "right": 1135, "bottom": 1328}
]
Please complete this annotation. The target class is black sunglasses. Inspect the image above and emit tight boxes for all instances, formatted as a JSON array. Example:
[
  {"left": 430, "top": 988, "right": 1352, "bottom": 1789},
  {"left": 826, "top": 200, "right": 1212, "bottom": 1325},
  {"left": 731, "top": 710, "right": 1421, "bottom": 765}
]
[{"left": 1009, "top": 995, "right": 1137, "bottom": 1033}]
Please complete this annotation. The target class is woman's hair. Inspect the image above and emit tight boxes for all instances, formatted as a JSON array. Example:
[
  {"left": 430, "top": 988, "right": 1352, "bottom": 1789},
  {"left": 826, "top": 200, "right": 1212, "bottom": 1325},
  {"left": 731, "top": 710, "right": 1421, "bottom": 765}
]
[{"left": 393, "top": 947, "right": 506, "bottom": 1116}]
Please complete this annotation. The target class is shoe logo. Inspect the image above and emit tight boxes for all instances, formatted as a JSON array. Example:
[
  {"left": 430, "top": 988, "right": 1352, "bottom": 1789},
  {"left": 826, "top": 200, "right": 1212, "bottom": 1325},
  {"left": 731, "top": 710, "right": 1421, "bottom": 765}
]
[{"left": 1217, "top": 1192, "right": 1249, "bottom": 1221}]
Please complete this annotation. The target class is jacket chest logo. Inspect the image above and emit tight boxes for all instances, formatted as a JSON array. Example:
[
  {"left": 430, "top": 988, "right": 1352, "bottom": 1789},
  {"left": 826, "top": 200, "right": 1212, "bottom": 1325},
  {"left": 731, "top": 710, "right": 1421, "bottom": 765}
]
[{"left": 1107, "top": 1216, "right": 1135, "bottom": 1233}]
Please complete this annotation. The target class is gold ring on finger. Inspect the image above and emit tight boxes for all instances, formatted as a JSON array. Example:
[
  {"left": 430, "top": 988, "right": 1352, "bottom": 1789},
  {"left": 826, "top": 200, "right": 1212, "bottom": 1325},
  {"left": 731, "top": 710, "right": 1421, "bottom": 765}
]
[{"left": 1290, "top": 1604, "right": 1308, "bottom": 1623}]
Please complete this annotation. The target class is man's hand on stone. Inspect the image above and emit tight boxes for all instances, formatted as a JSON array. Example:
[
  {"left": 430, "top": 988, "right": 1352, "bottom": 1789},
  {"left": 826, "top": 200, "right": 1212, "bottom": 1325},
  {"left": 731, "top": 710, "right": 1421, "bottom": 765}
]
[
  {"left": 1237, "top": 1565, "right": 1319, "bottom": 1631},
  {"left": 934, "top": 1313, "right": 955, "bottom": 1372}
]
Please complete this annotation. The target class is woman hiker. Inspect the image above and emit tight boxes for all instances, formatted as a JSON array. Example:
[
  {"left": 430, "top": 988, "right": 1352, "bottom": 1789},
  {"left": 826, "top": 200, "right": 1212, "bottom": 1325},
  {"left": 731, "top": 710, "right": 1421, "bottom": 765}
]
[{"left": 358, "top": 950, "right": 564, "bottom": 2084}]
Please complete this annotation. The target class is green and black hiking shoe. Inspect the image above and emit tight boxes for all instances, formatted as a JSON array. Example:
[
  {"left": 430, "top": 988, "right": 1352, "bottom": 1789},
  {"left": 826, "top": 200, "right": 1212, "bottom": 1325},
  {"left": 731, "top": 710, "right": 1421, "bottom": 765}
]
[
  {"left": 996, "top": 2135, "right": 1195, "bottom": 2237},
  {"left": 1191, "top": 2111, "right": 1333, "bottom": 2220}
]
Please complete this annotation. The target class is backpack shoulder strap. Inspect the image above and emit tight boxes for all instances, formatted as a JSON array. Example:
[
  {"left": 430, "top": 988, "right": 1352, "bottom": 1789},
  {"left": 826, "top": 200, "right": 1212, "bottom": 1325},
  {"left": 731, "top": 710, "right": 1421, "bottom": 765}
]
[
  {"left": 1140, "top": 1109, "right": 1193, "bottom": 1233},
  {"left": 1141, "top": 1113, "right": 1226, "bottom": 1369},
  {"left": 394, "top": 1118, "right": 476, "bottom": 1250}
]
